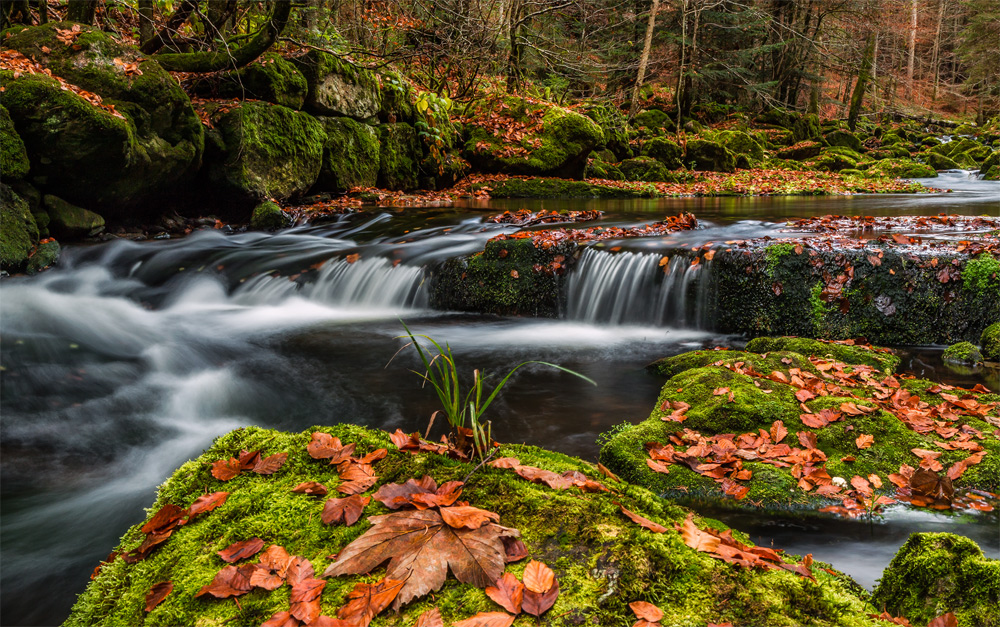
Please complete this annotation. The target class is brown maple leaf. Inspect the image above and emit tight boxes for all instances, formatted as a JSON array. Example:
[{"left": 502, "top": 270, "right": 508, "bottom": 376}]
[{"left": 322, "top": 508, "right": 518, "bottom": 609}]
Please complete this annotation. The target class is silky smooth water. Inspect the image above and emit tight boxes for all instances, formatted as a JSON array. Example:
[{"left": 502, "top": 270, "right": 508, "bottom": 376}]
[{"left": 2, "top": 175, "right": 998, "bottom": 625}]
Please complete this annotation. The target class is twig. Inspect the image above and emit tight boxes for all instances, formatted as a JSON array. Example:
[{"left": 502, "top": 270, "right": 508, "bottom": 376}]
[{"left": 461, "top": 446, "right": 500, "bottom": 485}]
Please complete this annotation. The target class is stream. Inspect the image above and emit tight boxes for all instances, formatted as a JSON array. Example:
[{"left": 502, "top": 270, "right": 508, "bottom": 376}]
[{"left": 2, "top": 170, "right": 999, "bottom": 625}]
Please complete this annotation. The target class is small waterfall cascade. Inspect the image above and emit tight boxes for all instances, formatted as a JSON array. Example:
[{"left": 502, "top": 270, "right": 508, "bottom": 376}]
[
  {"left": 233, "top": 255, "right": 429, "bottom": 309},
  {"left": 565, "top": 248, "right": 713, "bottom": 327}
]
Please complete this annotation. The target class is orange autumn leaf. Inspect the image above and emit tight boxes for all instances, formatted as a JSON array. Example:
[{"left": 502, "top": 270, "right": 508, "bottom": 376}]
[
  {"left": 629, "top": 600, "right": 664, "bottom": 622},
  {"left": 336, "top": 578, "right": 403, "bottom": 627},
  {"left": 522, "top": 560, "right": 556, "bottom": 594},
  {"left": 855, "top": 434, "right": 874, "bottom": 449},
  {"left": 144, "top": 581, "right": 172, "bottom": 612},
  {"left": 618, "top": 503, "right": 668, "bottom": 533},
  {"left": 217, "top": 537, "right": 264, "bottom": 563},
  {"left": 485, "top": 572, "right": 524, "bottom": 614},
  {"left": 452, "top": 612, "right": 515, "bottom": 627}
]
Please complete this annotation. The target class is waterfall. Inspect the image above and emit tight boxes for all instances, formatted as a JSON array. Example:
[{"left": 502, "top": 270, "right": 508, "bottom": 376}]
[
  {"left": 565, "top": 248, "right": 712, "bottom": 327},
  {"left": 233, "top": 256, "right": 428, "bottom": 309}
]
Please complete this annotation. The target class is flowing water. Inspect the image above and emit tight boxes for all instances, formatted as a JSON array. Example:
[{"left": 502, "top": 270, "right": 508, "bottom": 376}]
[{"left": 2, "top": 173, "right": 999, "bottom": 625}]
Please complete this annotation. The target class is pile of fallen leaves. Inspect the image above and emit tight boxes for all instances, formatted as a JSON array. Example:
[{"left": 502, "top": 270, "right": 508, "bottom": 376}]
[
  {"left": 490, "top": 212, "right": 698, "bottom": 249},
  {"left": 644, "top": 353, "right": 997, "bottom": 517},
  {"left": 486, "top": 209, "right": 603, "bottom": 226},
  {"left": 456, "top": 95, "right": 547, "bottom": 161},
  {"left": 0, "top": 48, "right": 125, "bottom": 120}
]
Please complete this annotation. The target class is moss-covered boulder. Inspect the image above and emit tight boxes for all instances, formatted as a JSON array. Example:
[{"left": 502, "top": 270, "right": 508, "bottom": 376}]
[
  {"left": 291, "top": 50, "right": 381, "bottom": 120},
  {"left": 43, "top": 194, "right": 105, "bottom": 238},
  {"left": 744, "top": 337, "right": 900, "bottom": 373},
  {"left": 0, "top": 105, "right": 29, "bottom": 180},
  {"left": 824, "top": 130, "right": 862, "bottom": 152},
  {"left": 684, "top": 139, "right": 736, "bottom": 172},
  {"left": 810, "top": 148, "right": 860, "bottom": 172},
  {"left": 871, "top": 533, "right": 1000, "bottom": 627},
  {"left": 865, "top": 159, "right": 936, "bottom": 179},
  {"left": 982, "top": 322, "right": 1000, "bottom": 362},
  {"left": 926, "top": 152, "right": 962, "bottom": 170},
  {"left": 188, "top": 52, "right": 307, "bottom": 110},
  {"left": 984, "top": 165, "right": 1000, "bottom": 180},
  {"left": 792, "top": 114, "right": 822, "bottom": 143},
  {"left": 377, "top": 123, "right": 421, "bottom": 191},
  {"left": 942, "top": 341, "right": 983, "bottom": 365},
  {"left": 585, "top": 157, "right": 625, "bottom": 181},
  {"left": 249, "top": 201, "right": 291, "bottom": 230},
  {"left": 778, "top": 141, "right": 823, "bottom": 161},
  {"left": 25, "top": 239, "right": 59, "bottom": 274},
  {"left": 463, "top": 99, "right": 602, "bottom": 179},
  {"left": 3, "top": 23, "right": 202, "bottom": 216},
  {"left": 583, "top": 103, "right": 631, "bottom": 159},
  {"left": 67, "top": 423, "right": 901, "bottom": 627},
  {"left": 980, "top": 150, "right": 1000, "bottom": 174},
  {"left": 716, "top": 130, "right": 765, "bottom": 166},
  {"left": 0, "top": 183, "right": 39, "bottom": 272},
  {"left": 640, "top": 137, "right": 683, "bottom": 169},
  {"left": 314, "top": 117, "right": 380, "bottom": 193},
  {"left": 633, "top": 108, "right": 671, "bottom": 131},
  {"left": 756, "top": 108, "right": 797, "bottom": 130},
  {"left": 205, "top": 101, "right": 325, "bottom": 207},
  {"left": 619, "top": 156, "right": 674, "bottom": 182},
  {"left": 600, "top": 345, "right": 999, "bottom": 510},
  {"left": 378, "top": 70, "right": 416, "bottom": 124}
]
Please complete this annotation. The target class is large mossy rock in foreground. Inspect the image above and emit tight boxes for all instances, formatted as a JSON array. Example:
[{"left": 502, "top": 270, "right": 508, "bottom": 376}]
[
  {"left": 463, "top": 98, "right": 602, "bottom": 179},
  {"left": 205, "top": 101, "right": 325, "bottom": 209},
  {"left": 69, "top": 424, "right": 898, "bottom": 627},
  {"left": 871, "top": 533, "right": 1000, "bottom": 627},
  {"left": 601, "top": 341, "right": 1000, "bottom": 511},
  {"left": 3, "top": 23, "right": 203, "bottom": 217}
]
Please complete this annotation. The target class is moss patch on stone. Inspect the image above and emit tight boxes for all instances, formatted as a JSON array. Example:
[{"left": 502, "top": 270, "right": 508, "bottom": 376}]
[
  {"left": 942, "top": 341, "right": 983, "bottom": 365},
  {"left": 744, "top": 337, "right": 900, "bottom": 374},
  {"left": 0, "top": 104, "right": 30, "bottom": 180},
  {"left": 377, "top": 122, "right": 421, "bottom": 191},
  {"left": 315, "top": 117, "right": 380, "bottom": 193},
  {"left": 67, "top": 424, "right": 895, "bottom": 627},
  {"left": 0, "top": 183, "right": 39, "bottom": 272},
  {"left": 871, "top": 533, "right": 1000, "bottom": 627},
  {"left": 473, "top": 177, "right": 653, "bottom": 198},
  {"left": 982, "top": 322, "right": 1000, "bottom": 362}
]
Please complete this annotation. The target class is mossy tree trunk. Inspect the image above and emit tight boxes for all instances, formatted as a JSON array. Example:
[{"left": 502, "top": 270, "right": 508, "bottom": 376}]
[
  {"left": 152, "top": 0, "right": 292, "bottom": 72},
  {"left": 847, "top": 32, "right": 876, "bottom": 131},
  {"left": 66, "top": 0, "right": 96, "bottom": 25}
]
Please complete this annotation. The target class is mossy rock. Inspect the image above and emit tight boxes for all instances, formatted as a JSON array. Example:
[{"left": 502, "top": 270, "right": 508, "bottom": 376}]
[
  {"left": 744, "top": 337, "right": 900, "bottom": 374},
  {"left": 792, "top": 114, "right": 822, "bottom": 143},
  {"left": 0, "top": 104, "right": 29, "bottom": 180},
  {"left": 25, "top": 239, "right": 59, "bottom": 274},
  {"left": 865, "top": 159, "right": 936, "bottom": 179},
  {"left": 600, "top": 347, "right": 999, "bottom": 510},
  {"left": 3, "top": 23, "right": 202, "bottom": 215},
  {"left": 823, "top": 130, "right": 862, "bottom": 152},
  {"left": 585, "top": 158, "right": 625, "bottom": 181},
  {"left": 755, "top": 109, "right": 797, "bottom": 130},
  {"left": 291, "top": 50, "right": 381, "bottom": 120},
  {"left": 981, "top": 322, "right": 1000, "bottom": 361},
  {"left": 715, "top": 130, "right": 765, "bottom": 164},
  {"left": 778, "top": 141, "right": 823, "bottom": 161},
  {"left": 314, "top": 117, "right": 380, "bottom": 193},
  {"left": 980, "top": 150, "right": 1000, "bottom": 174},
  {"left": 0, "top": 183, "right": 39, "bottom": 272},
  {"left": 378, "top": 69, "right": 416, "bottom": 124},
  {"left": 871, "top": 533, "right": 1000, "bottom": 627},
  {"left": 475, "top": 177, "right": 650, "bottom": 199},
  {"left": 2, "top": 71, "right": 179, "bottom": 219},
  {"left": 377, "top": 122, "right": 421, "bottom": 191},
  {"left": 618, "top": 156, "right": 674, "bottom": 182},
  {"left": 641, "top": 137, "right": 683, "bottom": 169},
  {"left": 43, "top": 194, "right": 104, "bottom": 238},
  {"left": 810, "top": 149, "right": 859, "bottom": 172},
  {"left": 249, "top": 201, "right": 291, "bottom": 230},
  {"left": 984, "top": 165, "right": 1000, "bottom": 180},
  {"left": 189, "top": 53, "right": 308, "bottom": 110},
  {"left": 463, "top": 99, "right": 602, "bottom": 180},
  {"left": 206, "top": 101, "right": 326, "bottom": 206},
  {"left": 67, "top": 423, "right": 895, "bottom": 627},
  {"left": 938, "top": 138, "right": 979, "bottom": 157},
  {"left": 942, "top": 341, "right": 983, "bottom": 365},
  {"left": 684, "top": 139, "right": 736, "bottom": 172},
  {"left": 926, "top": 152, "right": 962, "bottom": 170},
  {"left": 633, "top": 108, "right": 671, "bottom": 131},
  {"left": 963, "top": 253, "right": 1000, "bottom": 296},
  {"left": 583, "top": 103, "right": 631, "bottom": 159}
]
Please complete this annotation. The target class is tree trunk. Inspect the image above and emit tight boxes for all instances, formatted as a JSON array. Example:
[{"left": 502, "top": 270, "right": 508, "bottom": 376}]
[
  {"left": 629, "top": 0, "right": 660, "bottom": 118},
  {"left": 66, "top": 0, "right": 96, "bottom": 24},
  {"left": 140, "top": 0, "right": 198, "bottom": 55},
  {"left": 138, "top": 0, "right": 154, "bottom": 49},
  {"left": 931, "top": 0, "right": 945, "bottom": 102},
  {"left": 907, "top": 0, "right": 917, "bottom": 99},
  {"left": 153, "top": 1, "right": 292, "bottom": 72},
  {"left": 848, "top": 33, "right": 876, "bottom": 131},
  {"left": 675, "top": 0, "right": 688, "bottom": 135},
  {"left": 505, "top": 0, "right": 525, "bottom": 93}
]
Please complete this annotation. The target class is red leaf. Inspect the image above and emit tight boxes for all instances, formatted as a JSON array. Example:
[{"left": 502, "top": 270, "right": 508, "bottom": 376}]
[
  {"left": 335, "top": 578, "right": 404, "bottom": 627},
  {"left": 485, "top": 572, "right": 524, "bottom": 614},
  {"left": 188, "top": 492, "right": 228, "bottom": 518},
  {"left": 144, "top": 581, "right": 172, "bottom": 612},
  {"left": 217, "top": 537, "right": 264, "bottom": 563},
  {"left": 522, "top": 578, "right": 559, "bottom": 616},
  {"left": 501, "top": 536, "right": 529, "bottom": 563},
  {"left": 630, "top": 600, "right": 664, "bottom": 622},
  {"left": 290, "top": 578, "right": 326, "bottom": 624},
  {"left": 322, "top": 495, "right": 371, "bottom": 526},
  {"left": 928, "top": 613, "right": 958, "bottom": 627},
  {"left": 211, "top": 457, "right": 241, "bottom": 481},
  {"left": 142, "top": 504, "right": 187, "bottom": 534},
  {"left": 618, "top": 503, "right": 667, "bottom": 533}
]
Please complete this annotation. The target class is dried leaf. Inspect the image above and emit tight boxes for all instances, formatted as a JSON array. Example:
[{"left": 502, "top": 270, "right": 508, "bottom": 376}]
[
  {"left": 415, "top": 607, "right": 445, "bottom": 627},
  {"left": 522, "top": 560, "right": 556, "bottom": 594},
  {"left": 217, "top": 538, "right": 264, "bottom": 563},
  {"left": 196, "top": 564, "right": 254, "bottom": 598},
  {"left": 485, "top": 572, "right": 524, "bottom": 614},
  {"left": 142, "top": 504, "right": 187, "bottom": 534},
  {"left": 308, "top": 432, "right": 356, "bottom": 462},
  {"left": 253, "top": 452, "right": 288, "bottom": 475},
  {"left": 211, "top": 457, "right": 241, "bottom": 481},
  {"left": 855, "top": 434, "right": 874, "bottom": 449},
  {"left": 261, "top": 611, "right": 299, "bottom": 627},
  {"left": 293, "top": 481, "right": 329, "bottom": 497},
  {"left": 677, "top": 513, "right": 720, "bottom": 553},
  {"left": 290, "top": 577, "right": 326, "bottom": 624},
  {"left": 322, "top": 495, "right": 371, "bottom": 526},
  {"left": 440, "top": 505, "right": 500, "bottom": 529},
  {"left": 335, "top": 578, "right": 403, "bottom": 627},
  {"left": 188, "top": 492, "right": 228, "bottom": 517},
  {"left": 452, "top": 612, "right": 515, "bottom": 627},
  {"left": 522, "top": 578, "right": 559, "bottom": 617},
  {"left": 144, "top": 581, "right": 172, "bottom": 612},
  {"left": 928, "top": 613, "right": 958, "bottom": 627},
  {"left": 630, "top": 600, "right": 664, "bottom": 622},
  {"left": 618, "top": 504, "right": 667, "bottom": 533}
]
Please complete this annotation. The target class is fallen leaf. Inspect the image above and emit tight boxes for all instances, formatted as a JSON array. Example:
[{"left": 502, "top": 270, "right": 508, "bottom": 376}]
[
  {"left": 440, "top": 505, "right": 500, "bottom": 529},
  {"left": 308, "top": 432, "right": 356, "bottom": 462},
  {"left": 677, "top": 513, "right": 720, "bottom": 553},
  {"left": 855, "top": 434, "right": 874, "bottom": 449},
  {"left": 217, "top": 538, "right": 264, "bottom": 563},
  {"left": 523, "top": 560, "right": 556, "bottom": 594},
  {"left": 618, "top": 504, "right": 667, "bottom": 533},
  {"left": 928, "top": 613, "right": 958, "bottom": 627},
  {"left": 211, "top": 457, "right": 241, "bottom": 481},
  {"left": 486, "top": 572, "right": 524, "bottom": 614},
  {"left": 144, "top": 581, "right": 172, "bottom": 612},
  {"left": 322, "top": 495, "right": 371, "bottom": 526},
  {"left": 188, "top": 492, "right": 228, "bottom": 517},
  {"left": 261, "top": 611, "right": 300, "bottom": 627},
  {"left": 630, "top": 600, "right": 664, "bottom": 622},
  {"left": 293, "top": 481, "right": 329, "bottom": 497},
  {"left": 290, "top": 577, "right": 326, "bottom": 624},
  {"left": 415, "top": 607, "right": 445, "bottom": 627},
  {"left": 196, "top": 564, "right": 254, "bottom": 598},
  {"left": 452, "top": 612, "right": 515, "bottom": 627},
  {"left": 336, "top": 578, "right": 403, "bottom": 627},
  {"left": 252, "top": 452, "right": 288, "bottom": 475}
]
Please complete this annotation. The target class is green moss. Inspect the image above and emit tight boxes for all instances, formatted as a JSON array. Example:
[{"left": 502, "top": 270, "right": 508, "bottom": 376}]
[
  {"left": 190, "top": 53, "right": 308, "bottom": 110},
  {"left": 619, "top": 156, "right": 675, "bottom": 182},
  {"left": 641, "top": 137, "right": 683, "bottom": 169},
  {"left": 744, "top": 337, "right": 900, "bottom": 374},
  {"left": 715, "top": 130, "right": 765, "bottom": 165},
  {"left": 0, "top": 104, "right": 30, "bottom": 180},
  {"left": 810, "top": 282, "right": 829, "bottom": 334},
  {"left": 65, "top": 424, "right": 887, "bottom": 627},
  {"left": 208, "top": 101, "right": 326, "bottom": 205},
  {"left": 291, "top": 50, "right": 381, "bottom": 120},
  {"left": 926, "top": 152, "right": 961, "bottom": 170},
  {"left": 316, "top": 117, "right": 380, "bottom": 193},
  {"left": 865, "top": 158, "right": 936, "bottom": 179},
  {"left": 942, "top": 341, "right": 983, "bottom": 365},
  {"left": 962, "top": 253, "right": 1000, "bottom": 295},
  {"left": 984, "top": 165, "right": 1000, "bottom": 180},
  {"left": 765, "top": 243, "right": 795, "bottom": 276},
  {"left": 0, "top": 183, "right": 39, "bottom": 271},
  {"left": 474, "top": 177, "right": 652, "bottom": 199},
  {"left": 685, "top": 139, "right": 736, "bottom": 172},
  {"left": 633, "top": 109, "right": 671, "bottom": 130},
  {"left": 582, "top": 103, "right": 630, "bottom": 159},
  {"left": 43, "top": 194, "right": 105, "bottom": 238},
  {"left": 823, "top": 130, "right": 862, "bottom": 152},
  {"left": 871, "top": 533, "right": 1000, "bottom": 627},
  {"left": 647, "top": 349, "right": 819, "bottom": 380},
  {"left": 249, "top": 201, "right": 290, "bottom": 230},
  {"left": 982, "top": 322, "right": 1000, "bottom": 361},
  {"left": 377, "top": 122, "right": 421, "bottom": 191}
]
